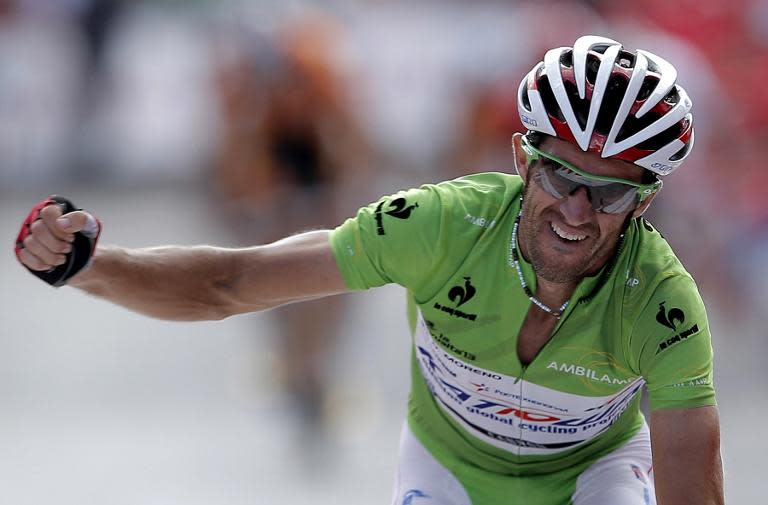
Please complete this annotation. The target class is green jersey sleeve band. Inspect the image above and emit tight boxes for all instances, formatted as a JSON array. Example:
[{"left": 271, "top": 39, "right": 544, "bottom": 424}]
[{"left": 329, "top": 217, "right": 380, "bottom": 291}]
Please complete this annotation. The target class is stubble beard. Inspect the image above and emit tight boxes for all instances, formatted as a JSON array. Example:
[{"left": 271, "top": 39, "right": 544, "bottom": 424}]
[{"left": 523, "top": 214, "right": 597, "bottom": 284}]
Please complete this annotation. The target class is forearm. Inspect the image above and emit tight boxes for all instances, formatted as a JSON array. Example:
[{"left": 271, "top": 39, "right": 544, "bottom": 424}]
[
  {"left": 66, "top": 231, "right": 347, "bottom": 321},
  {"left": 651, "top": 407, "right": 725, "bottom": 505},
  {"left": 654, "top": 447, "right": 724, "bottom": 505},
  {"left": 69, "top": 245, "right": 249, "bottom": 321}
]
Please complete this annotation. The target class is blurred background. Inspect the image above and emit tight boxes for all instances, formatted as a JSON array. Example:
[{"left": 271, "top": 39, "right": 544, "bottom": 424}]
[{"left": 0, "top": 0, "right": 766, "bottom": 503}]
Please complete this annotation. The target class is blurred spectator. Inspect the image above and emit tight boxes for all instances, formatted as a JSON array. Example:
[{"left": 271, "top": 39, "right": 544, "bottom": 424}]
[
  {"left": 0, "top": 0, "right": 84, "bottom": 187},
  {"left": 76, "top": 2, "right": 217, "bottom": 182},
  {"left": 444, "top": 1, "right": 605, "bottom": 179},
  {"left": 77, "top": 0, "right": 125, "bottom": 78},
  {"left": 448, "top": 79, "right": 521, "bottom": 177},
  {"left": 342, "top": 0, "right": 534, "bottom": 173},
  {"left": 210, "top": 13, "right": 373, "bottom": 440}
]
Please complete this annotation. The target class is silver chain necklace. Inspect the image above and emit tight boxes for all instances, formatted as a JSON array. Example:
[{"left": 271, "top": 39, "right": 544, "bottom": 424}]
[{"left": 508, "top": 212, "right": 569, "bottom": 318}]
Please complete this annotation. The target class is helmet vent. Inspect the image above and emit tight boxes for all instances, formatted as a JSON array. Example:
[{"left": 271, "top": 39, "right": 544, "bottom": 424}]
[
  {"left": 669, "top": 140, "right": 692, "bottom": 161},
  {"left": 616, "top": 112, "right": 661, "bottom": 143},
  {"left": 591, "top": 43, "right": 611, "bottom": 55},
  {"left": 564, "top": 80, "right": 589, "bottom": 130},
  {"left": 636, "top": 121, "right": 683, "bottom": 150},
  {"left": 663, "top": 87, "right": 680, "bottom": 105},
  {"left": 617, "top": 50, "right": 635, "bottom": 69},
  {"left": 595, "top": 75, "right": 629, "bottom": 135},
  {"left": 585, "top": 55, "right": 600, "bottom": 85},
  {"left": 537, "top": 75, "right": 564, "bottom": 122},
  {"left": 520, "top": 86, "right": 532, "bottom": 110},
  {"left": 637, "top": 76, "right": 659, "bottom": 101},
  {"left": 560, "top": 50, "right": 573, "bottom": 68}
]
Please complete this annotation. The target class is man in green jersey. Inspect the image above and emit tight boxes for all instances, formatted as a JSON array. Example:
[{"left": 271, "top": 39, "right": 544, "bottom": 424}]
[{"left": 15, "top": 36, "right": 723, "bottom": 504}]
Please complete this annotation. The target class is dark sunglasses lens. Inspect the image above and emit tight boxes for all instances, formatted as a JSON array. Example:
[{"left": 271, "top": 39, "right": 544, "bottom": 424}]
[
  {"left": 535, "top": 161, "right": 582, "bottom": 196},
  {"left": 536, "top": 165, "right": 576, "bottom": 198},
  {"left": 592, "top": 185, "right": 639, "bottom": 214},
  {"left": 536, "top": 163, "right": 639, "bottom": 214}
]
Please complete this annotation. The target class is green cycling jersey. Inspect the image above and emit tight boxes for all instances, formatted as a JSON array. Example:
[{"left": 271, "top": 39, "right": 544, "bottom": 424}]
[{"left": 329, "top": 172, "right": 714, "bottom": 502}]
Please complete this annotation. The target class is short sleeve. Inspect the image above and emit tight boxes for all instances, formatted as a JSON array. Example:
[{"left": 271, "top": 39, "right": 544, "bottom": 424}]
[
  {"left": 631, "top": 276, "right": 716, "bottom": 411},
  {"left": 329, "top": 184, "right": 449, "bottom": 295}
]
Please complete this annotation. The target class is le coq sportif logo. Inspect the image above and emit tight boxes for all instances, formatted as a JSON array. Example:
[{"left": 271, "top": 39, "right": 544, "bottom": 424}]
[
  {"left": 448, "top": 277, "right": 476, "bottom": 307},
  {"left": 655, "top": 301, "right": 700, "bottom": 354},
  {"left": 433, "top": 277, "right": 478, "bottom": 322},
  {"left": 656, "top": 301, "right": 685, "bottom": 330},
  {"left": 375, "top": 197, "right": 419, "bottom": 235},
  {"left": 385, "top": 197, "right": 419, "bottom": 219}
]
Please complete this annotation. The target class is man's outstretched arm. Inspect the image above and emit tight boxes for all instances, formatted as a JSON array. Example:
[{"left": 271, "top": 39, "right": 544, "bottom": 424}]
[
  {"left": 18, "top": 202, "right": 349, "bottom": 321},
  {"left": 650, "top": 406, "right": 725, "bottom": 505}
]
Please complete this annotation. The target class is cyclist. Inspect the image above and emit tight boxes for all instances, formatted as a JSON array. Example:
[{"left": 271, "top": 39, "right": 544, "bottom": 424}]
[{"left": 15, "top": 36, "right": 723, "bottom": 505}]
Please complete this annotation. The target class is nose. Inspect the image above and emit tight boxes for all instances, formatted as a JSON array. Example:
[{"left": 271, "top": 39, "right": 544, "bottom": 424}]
[{"left": 559, "top": 186, "right": 594, "bottom": 227}]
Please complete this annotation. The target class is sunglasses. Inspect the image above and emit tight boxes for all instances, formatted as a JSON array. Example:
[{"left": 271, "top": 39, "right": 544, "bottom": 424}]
[{"left": 520, "top": 136, "right": 662, "bottom": 214}]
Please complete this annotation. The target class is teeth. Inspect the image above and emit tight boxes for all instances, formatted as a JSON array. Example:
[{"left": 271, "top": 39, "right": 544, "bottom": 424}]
[{"left": 551, "top": 223, "right": 586, "bottom": 241}]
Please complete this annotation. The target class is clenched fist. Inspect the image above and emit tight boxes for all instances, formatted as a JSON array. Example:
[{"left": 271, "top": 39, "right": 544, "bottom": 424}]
[{"left": 15, "top": 196, "right": 101, "bottom": 287}]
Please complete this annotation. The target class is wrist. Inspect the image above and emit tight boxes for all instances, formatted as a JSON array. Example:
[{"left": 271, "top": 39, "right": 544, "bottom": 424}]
[{"left": 66, "top": 246, "right": 108, "bottom": 289}]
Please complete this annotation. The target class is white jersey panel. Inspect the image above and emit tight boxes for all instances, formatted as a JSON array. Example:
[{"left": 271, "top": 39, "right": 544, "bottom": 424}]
[{"left": 414, "top": 314, "right": 645, "bottom": 456}]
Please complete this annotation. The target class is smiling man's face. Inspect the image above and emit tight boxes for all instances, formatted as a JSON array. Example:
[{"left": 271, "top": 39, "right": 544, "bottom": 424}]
[{"left": 513, "top": 133, "right": 656, "bottom": 284}]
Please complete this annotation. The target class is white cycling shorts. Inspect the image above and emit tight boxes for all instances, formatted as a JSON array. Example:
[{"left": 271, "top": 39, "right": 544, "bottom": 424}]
[{"left": 390, "top": 422, "right": 655, "bottom": 505}]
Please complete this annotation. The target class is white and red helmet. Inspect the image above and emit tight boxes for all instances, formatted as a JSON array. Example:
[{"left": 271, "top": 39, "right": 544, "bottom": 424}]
[{"left": 517, "top": 35, "right": 694, "bottom": 176}]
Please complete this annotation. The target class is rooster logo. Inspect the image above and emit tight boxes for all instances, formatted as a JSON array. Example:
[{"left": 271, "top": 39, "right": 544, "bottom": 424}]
[
  {"left": 656, "top": 302, "right": 685, "bottom": 330},
  {"left": 385, "top": 197, "right": 419, "bottom": 219},
  {"left": 448, "top": 277, "right": 476, "bottom": 307}
]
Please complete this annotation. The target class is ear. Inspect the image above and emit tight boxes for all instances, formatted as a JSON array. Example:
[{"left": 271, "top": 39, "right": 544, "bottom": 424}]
[
  {"left": 511, "top": 132, "right": 529, "bottom": 181},
  {"left": 631, "top": 190, "right": 659, "bottom": 218}
]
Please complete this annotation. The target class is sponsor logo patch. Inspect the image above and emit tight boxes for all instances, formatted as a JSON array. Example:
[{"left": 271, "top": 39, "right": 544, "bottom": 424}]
[
  {"left": 433, "top": 277, "right": 478, "bottom": 321},
  {"left": 655, "top": 302, "right": 700, "bottom": 354},
  {"left": 546, "top": 361, "right": 633, "bottom": 385},
  {"left": 425, "top": 320, "right": 476, "bottom": 361},
  {"left": 414, "top": 316, "right": 646, "bottom": 456},
  {"left": 375, "top": 197, "right": 418, "bottom": 235},
  {"left": 465, "top": 214, "right": 496, "bottom": 228},
  {"left": 656, "top": 302, "right": 685, "bottom": 330},
  {"left": 521, "top": 114, "right": 538, "bottom": 127}
]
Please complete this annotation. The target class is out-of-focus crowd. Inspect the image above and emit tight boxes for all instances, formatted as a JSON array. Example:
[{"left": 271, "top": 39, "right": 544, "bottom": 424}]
[{"left": 1, "top": 0, "right": 765, "bottom": 430}]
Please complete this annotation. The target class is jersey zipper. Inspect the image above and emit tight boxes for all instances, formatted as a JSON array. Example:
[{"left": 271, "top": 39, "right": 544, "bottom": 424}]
[
  {"left": 512, "top": 303, "right": 575, "bottom": 449},
  {"left": 514, "top": 365, "right": 526, "bottom": 384}
]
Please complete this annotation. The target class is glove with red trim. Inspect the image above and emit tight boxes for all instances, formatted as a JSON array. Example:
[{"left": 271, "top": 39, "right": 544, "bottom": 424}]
[{"left": 15, "top": 195, "right": 101, "bottom": 287}]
